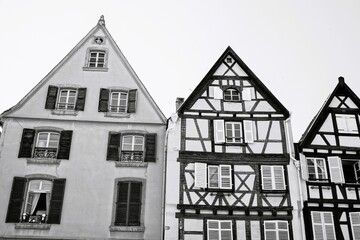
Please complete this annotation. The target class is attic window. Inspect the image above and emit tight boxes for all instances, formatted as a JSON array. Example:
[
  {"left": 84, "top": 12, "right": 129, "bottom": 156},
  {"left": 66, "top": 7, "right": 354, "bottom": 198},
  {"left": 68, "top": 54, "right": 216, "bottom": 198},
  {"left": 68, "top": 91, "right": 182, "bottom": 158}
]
[
  {"left": 83, "top": 48, "right": 109, "bottom": 72},
  {"left": 226, "top": 57, "right": 232, "bottom": 63}
]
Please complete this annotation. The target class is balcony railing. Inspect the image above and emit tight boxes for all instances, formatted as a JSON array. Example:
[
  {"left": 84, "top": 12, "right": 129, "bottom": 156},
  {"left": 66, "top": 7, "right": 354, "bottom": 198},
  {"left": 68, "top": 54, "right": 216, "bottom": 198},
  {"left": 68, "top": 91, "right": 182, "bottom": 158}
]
[
  {"left": 33, "top": 147, "right": 57, "bottom": 159},
  {"left": 120, "top": 151, "right": 144, "bottom": 162}
]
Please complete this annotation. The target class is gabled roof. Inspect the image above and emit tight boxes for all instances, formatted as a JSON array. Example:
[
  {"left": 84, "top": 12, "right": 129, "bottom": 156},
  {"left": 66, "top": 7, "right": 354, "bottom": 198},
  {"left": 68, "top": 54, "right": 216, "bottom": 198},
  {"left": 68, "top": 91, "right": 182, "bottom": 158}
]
[
  {"left": 298, "top": 77, "right": 360, "bottom": 146},
  {"left": 177, "top": 46, "right": 290, "bottom": 117},
  {"left": 1, "top": 16, "right": 166, "bottom": 123}
]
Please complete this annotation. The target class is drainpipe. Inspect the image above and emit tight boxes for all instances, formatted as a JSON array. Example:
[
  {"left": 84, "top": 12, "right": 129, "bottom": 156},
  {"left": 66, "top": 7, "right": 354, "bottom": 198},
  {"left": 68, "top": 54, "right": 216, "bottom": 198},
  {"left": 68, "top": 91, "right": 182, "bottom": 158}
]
[
  {"left": 284, "top": 116, "right": 306, "bottom": 240},
  {"left": 161, "top": 113, "right": 178, "bottom": 240}
]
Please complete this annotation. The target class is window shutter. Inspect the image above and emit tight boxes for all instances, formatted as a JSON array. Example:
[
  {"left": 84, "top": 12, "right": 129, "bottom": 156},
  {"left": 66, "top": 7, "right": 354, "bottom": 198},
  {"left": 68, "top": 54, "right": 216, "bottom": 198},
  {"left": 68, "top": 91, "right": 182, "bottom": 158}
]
[
  {"left": 273, "top": 166, "right": 286, "bottom": 190},
  {"left": 107, "top": 132, "right": 121, "bottom": 161},
  {"left": 261, "top": 166, "right": 273, "bottom": 190},
  {"left": 98, "top": 88, "right": 109, "bottom": 112},
  {"left": 311, "top": 212, "right": 325, "bottom": 240},
  {"left": 6, "top": 177, "right": 26, "bottom": 223},
  {"left": 348, "top": 115, "right": 358, "bottom": 133},
  {"left": 18, "top": 128, "right": 35, "bottom": 158},
  {"left": 75, "top": 88, "right": 87, "bottom": 111},
  {"left": 328, "top": 156, "right": 344, "bottom": 183},
  {"left": 299, "top": 153, "right": 309, "bottom": 180},
  {"left": 336, "top": 115, "right": 347, "bottom": 132},
  {"left": 45, "top": 85, "right": 58, "bottom": 109},
  {"left": 242, "top": 88, "right": 252, "bottom": 101},
  {"left": 127, "top": 89, "right": 137, "bottom": 113},
  {"left": 323, "top": 212, "right": 336, "bottom": 240},
  {"left": 213, "top": 86, "right": 223, "bottom": 99},
  {"left": 47, "top": 178, "right": 66, "bottom": 224},
  {"left": 243, "top": 120, "right": 254, "bottom": 143},
  {"left": 57, "top": 130, "right": 73, "bottom": 160},
  {"left": 350, "top": 212, "right": 360, "bottom": 240},
  {"left": 144, "top": 133, "right": 156, "bottom": 162},
  {"left": 128, "top": 182, "right": 142, "bottom": 226},
  {"left": 220, "top": 165, "right": 232, "bottom": 189},
  {"left": 115, "top": 182, "right": 129, "bottom": 226},
  {"left": 195, "top": 162, "right": 207, "bottom": 188},
  {"left": 214, "top": 120, "right": 225, "bottom": 143}
]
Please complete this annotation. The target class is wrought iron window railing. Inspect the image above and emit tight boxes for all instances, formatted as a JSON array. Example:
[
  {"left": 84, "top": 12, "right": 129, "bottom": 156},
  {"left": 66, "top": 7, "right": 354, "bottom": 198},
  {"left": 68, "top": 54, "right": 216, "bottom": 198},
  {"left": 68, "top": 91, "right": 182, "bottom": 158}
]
[
  {"left": 120, "top": 151, "right": 144, "bottom": 162},
  {"left": 33, "top": 147, "right": 58, "bottom": 159}
]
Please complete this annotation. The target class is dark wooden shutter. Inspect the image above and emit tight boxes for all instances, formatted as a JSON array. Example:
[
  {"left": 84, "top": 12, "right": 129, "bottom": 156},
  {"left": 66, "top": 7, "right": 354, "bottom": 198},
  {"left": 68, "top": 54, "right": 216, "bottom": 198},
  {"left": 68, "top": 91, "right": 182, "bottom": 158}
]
[
  {"left": 57, "top": 131, "right": 73, "bottom": 160},
  {"left": 45, "top": 85, "right": 58, "bottom": 109},
  {"left": 98, "top": 88, "right": 109, "bottom": 112},
  {"left": 115, "top": 182, "right": 129, "bottom": 226},
  {"left": 127, "top": 89, "right": 137, "bottom": 113},
  {"left": 75, "top": 88, "right": 87, "bottom": 111},
  {"left": 18, "top": 128, "right": 35, "bottom": 158},
  {"left": 107, "top": 132, "right": 121, "bottom": 161},
  {"left": 128, "top": 182, "right": 142, "bottom": 226},
  {"left": 144, "top": 133, "right": 156, "bottom": 162},
  {"left": 6, "top": 177, "right": 26, "bottom": 223},
  {"left": 47, "top": 179, "right": 66, "bottom": 224}
]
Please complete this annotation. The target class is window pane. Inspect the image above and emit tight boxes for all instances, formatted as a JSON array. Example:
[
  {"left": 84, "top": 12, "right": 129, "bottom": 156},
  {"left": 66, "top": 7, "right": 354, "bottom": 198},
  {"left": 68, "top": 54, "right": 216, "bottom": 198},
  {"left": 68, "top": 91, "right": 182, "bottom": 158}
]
[{"left": 209, "top": 166, "right": 219, "bottom": 188}]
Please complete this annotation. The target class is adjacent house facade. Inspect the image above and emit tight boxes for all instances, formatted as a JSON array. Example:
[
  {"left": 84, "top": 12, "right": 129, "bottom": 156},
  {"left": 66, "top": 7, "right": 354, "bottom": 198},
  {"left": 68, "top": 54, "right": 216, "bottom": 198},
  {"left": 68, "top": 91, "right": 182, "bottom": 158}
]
[
  {"left": 0, "top": 16, "right": 166, "bottom": 239},
  {"left": 296, "top": 77, "right": 360, "bottom": 240},
  {"left": 164, "top": 47, "right": 301, "bottom": 240}
]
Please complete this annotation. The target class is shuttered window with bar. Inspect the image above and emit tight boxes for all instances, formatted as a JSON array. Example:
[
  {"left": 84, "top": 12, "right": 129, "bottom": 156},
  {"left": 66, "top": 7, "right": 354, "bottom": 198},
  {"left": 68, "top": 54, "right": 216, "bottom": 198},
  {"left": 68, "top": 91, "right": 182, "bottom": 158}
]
[{"left": 99, "top": 88, "right": 137, "bottom": 114}]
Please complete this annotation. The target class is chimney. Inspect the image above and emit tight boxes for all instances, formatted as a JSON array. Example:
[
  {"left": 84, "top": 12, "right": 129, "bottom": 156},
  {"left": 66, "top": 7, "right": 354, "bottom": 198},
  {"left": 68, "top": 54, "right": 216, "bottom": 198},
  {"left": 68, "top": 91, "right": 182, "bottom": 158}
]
[{"left": 176, "top": 98, "right": 184, "bottom": 111}]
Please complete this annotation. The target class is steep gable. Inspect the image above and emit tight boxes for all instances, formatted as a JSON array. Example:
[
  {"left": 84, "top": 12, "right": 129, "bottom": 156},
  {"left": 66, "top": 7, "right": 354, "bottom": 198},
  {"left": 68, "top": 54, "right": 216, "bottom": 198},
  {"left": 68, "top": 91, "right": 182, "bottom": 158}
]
[
  {"left": 1, "top": 16, "right": 165, "bottom": 124},
  {"left": 298, "top": 77, "right": 360, "bottom": 149},
  {"left": 178, "top": 46, "right": 289, "bottom": 117}
]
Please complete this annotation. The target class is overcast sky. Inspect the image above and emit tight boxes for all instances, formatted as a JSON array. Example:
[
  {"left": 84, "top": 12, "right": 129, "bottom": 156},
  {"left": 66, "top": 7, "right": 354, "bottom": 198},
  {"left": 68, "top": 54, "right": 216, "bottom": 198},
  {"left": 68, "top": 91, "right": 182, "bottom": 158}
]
[{"left": 1, "top": 0, "right": 360, "bottom": 141}]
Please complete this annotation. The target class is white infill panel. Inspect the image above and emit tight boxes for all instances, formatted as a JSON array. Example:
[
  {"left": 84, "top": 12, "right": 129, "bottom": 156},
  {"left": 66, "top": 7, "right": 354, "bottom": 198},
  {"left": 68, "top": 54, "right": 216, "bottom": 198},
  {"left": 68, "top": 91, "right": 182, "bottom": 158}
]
[
  {"left": 194, "top": 162, "right": 207, "bottom": 188},
  {"left": 328, "top": 156, "right": 345, "bottom": 183},
  {"left": 214, "top": 120, "right": 225, "bottom": 143},
  {"left": 242, "top": 88, "right": 252, "bottom": 101},
  {"left": 213, "top": 86, "right": 223, "bottom": 99}
]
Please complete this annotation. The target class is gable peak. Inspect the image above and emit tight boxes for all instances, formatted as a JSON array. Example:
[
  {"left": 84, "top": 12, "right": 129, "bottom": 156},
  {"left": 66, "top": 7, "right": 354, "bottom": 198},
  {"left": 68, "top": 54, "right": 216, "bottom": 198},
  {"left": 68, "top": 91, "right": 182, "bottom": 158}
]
[
  {"left": 98, "top": 15, "right": 105, "bottom": 26},
  {"left": 338, "top": 76, "right": 345, "bottom": 86}
]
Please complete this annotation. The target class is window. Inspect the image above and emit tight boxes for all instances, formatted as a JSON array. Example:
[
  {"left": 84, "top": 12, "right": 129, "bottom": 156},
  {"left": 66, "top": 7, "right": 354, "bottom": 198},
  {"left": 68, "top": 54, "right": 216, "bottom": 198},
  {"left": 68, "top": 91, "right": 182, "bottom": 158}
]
[
  {"left": 261, "top": 166, "right": 286, "bottom": 190},
  {"left": 106, "top": 132, "right": 156, "bottom": 162},
  {"left": 207, "top": 220, "right": 233, "bottom": 240},
  {"left": 311, "top": 211, "right": 336, "bottom": 240},
  {"left": 45, "top": 85, "right": 86, "bottom": 111},
  {"left": 6, "top": 177, "right": 66, "bottom": 224},
  {"left": 114, "top": 181, "right": 142, "bottom": 226},
  {"left": 110, "top": 91, "right": 128, "bottom": 113},
  {"left": 336, "top": 114, "right": 358, "bottom": 133},
  {"left": 88, "top": 50, "right": 106, "bottom": 68},
  {"left": 214, "top": 120, "right": 254, "bottom": 144},
  {"left": 307, "top": 158, "right": 327, "bottom": 181},
  {"left": 264, "top": 221, "right": 289, "bottom": 240},
  {"left": 18, "top": 128, "right": 73, "bottom": 160},
  {"left": 224, "top": 89, "right": 240, "bottom": 102},
  {"left": 195, "top": 163, "right": 232, "bottom": 190},
  {"left": 350, "top": 212, "right": 360, "bottom": 240},
  {"left": 99, "top": 88, "right": 137, "bottom": 114}
]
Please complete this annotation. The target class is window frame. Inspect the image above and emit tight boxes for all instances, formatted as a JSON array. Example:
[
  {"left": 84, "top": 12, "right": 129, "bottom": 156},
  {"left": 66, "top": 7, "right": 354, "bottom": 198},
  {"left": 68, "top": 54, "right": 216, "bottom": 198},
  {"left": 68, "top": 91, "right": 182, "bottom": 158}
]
[
  {"left": 194, "top": 163, "right": 233, "bottom": 191},
  {"left": 307, "top": 157, "right": 328, "bottom": 181},
  {"left": 33, "top": 131, "right": 60, "bottom": 159},
  {"left": 83, "top": 48, "right": 109, "bottom": 71},
  {"left": 223, "top": 88, "right": 241, "bottom": 102},
  {"left": 120, "top": 134, "right": 145, "bottom": 162},
  {"left": 225, "top": 122, "right": 243, "bottom": 143},
  {"left": 207, "top": 219, "right": 233, "bottom": 240},
  {"left": 264, "top": 220, "right": 290, "bottom": 240},
  {"left": 311, "top": 211, "right": 336, "bottom": 240},
  {"left": 336, "top": 114, "right": 358, "bottom": 134},
  {"left": 109, "top": 91, "right": 128, "bottom": 113},
  {"left": 57, "top": 89, "right": 77, "bottom": 110},
  {"left": 261, "top": 165, "right": 286, "bottom": 191}
]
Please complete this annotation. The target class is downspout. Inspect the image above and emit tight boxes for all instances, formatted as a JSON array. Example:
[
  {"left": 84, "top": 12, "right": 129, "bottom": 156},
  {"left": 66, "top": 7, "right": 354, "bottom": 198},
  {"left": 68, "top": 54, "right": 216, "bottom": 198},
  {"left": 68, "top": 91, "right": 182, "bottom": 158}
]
[
  {"left": 284, "top": 116, "right": 306, "bottom": 240},
  {"left": 161, "top": 113, "right": 178, "bottom": 240}
]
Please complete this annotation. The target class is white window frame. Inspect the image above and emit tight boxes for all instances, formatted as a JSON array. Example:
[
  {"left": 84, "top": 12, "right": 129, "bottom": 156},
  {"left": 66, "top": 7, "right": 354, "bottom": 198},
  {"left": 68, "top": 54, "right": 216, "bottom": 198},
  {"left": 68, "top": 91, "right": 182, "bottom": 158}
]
[
  {"left": 207, "top": 165, "right": 232, "bottom": 189},
  {"left": 350, "top": 212, "right": 360, "bottom": 240},
  {"left": 57, "top": 89, "right": 77, "bottom": 110},
  {"left": 224, "top": 88, "right": 240, "bottom": 102},
  {"left": 307, "top": 158, "right": 328, "bottom": 181},
  {"left": 225, "top": 122, "right": 243, "bottom": 143},
  {"left": 36, "top": 132, "right": 60, "bottom": 149},
  {"left": 207, "top": 220, "right": 233, "bottom": 240},
  {"left": 311, "top": 211, "right": 336, "bottom": 240},
  {"left": 121, "top": 135, "right": 144, "bottom": 152},
  {"left": 24, "top": 180, "right": 52, "bottom": 218},
  {"left": 88, "top": 50, "right": 106, "bottom": 68},
  {"left": 264, "top": 221, "right": 289, "bottom": 240},
  {"left": 336, "top": 114, "right": 358, "bottom": 133},
  {"left": 261, "top": 166, "right": 286, "bottom": 190},
  {"left": 109, "top": 91, "right": 128, "bottom": 113}
]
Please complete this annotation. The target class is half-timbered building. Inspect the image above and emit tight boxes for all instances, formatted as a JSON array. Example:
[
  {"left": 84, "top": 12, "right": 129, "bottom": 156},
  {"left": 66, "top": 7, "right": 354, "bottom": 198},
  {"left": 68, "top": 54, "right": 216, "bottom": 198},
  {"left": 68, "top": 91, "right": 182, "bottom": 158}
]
[
  {"left": 0, "top": 16, "right": 166, "bottom": 239},
  {"left": 164, "top": 47, "right": 300, "bottom": 240},
  {"left": 296, "top": 77, "right": 360, "bottom": 240}
]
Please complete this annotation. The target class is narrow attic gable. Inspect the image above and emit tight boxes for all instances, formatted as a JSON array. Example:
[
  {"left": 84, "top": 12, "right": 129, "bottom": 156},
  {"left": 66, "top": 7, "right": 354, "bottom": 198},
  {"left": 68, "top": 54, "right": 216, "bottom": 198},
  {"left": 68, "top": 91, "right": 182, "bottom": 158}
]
[
  {"left": 299, "top": 77, "right": 360, "bottom": 148},
  {"left": 0, "top": 16, "right": 166, "bottom": 124},
  {"left": 177, "top": 46, "right": 289, "bottom": 117}
]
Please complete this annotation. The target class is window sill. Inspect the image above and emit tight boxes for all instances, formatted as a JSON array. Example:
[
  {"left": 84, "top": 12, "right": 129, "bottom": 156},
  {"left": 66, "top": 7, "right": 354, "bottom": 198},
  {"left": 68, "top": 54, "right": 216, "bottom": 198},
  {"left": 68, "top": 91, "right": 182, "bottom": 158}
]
[
  {"left": 27, "top": 158, "right": 61, "bottom": 165},
  {"left": 83, "top": 67, "right": 108, "bottom": 72},
  {"left": 104, "top": 112, "right": 131, "bottom": 118},
  {"left": 109, "top": 226, "right": 145, "bottom": 232},
  {"left": 115, "top": 162, "right": 148, "bottom": 168},
  {"left": 15, "top": 223, "right": 51, "bottom": 230},
  {"left": 51, "top": 109, "right": 78, "bottom": 116}
]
